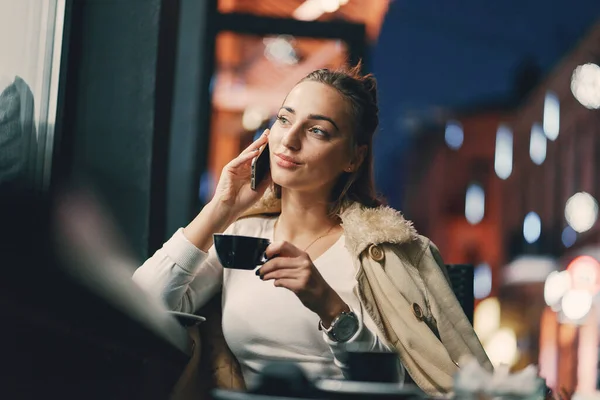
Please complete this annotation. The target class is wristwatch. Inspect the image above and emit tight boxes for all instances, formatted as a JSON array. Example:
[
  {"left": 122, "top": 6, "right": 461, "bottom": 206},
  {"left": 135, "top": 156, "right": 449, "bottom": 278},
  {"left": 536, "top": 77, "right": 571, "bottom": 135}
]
[{"left": 319, "top": 309, "right": 359, "bottom": 342}]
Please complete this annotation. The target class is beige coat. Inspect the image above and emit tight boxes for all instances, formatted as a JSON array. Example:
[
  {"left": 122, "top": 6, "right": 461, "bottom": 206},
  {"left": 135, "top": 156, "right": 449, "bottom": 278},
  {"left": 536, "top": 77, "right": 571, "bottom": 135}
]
[{"left": 185, "top": 193, "right": 492, "bottom": 398}]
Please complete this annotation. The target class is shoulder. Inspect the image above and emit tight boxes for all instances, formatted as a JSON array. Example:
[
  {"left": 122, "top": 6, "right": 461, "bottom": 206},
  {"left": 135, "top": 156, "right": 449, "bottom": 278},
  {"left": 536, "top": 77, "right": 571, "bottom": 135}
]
[{"left": 340, "top": 202, "right": 420, "bottom": 257}]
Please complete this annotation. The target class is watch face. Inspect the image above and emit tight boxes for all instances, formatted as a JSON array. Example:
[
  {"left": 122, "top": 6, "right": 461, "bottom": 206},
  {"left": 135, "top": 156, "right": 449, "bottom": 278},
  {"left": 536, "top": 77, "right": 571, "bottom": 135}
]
[{"left": 333, "top": 313, "right": 359, "bottom": 342}]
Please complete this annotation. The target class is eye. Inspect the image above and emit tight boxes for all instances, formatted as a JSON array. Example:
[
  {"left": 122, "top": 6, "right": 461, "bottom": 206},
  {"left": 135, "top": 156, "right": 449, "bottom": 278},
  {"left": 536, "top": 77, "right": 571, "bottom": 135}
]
[
  {"left": 309, "top": 127, "right": 329, "bottom": 138},
  {"left": 277, "top": 115, "right": 290, "bottom": 125}
]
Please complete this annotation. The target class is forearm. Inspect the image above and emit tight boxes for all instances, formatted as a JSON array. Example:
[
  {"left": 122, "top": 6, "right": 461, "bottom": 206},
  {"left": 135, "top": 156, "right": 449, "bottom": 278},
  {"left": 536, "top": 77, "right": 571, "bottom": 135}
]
[
  {"left": 316, "top": 289, "right": 350, "bottom": 328},
  {"left": 183, "top": 200, "right": 237, "bottom": 252},
  {"left": 133, "top": 228, "right": 221, "bottom": 312}
]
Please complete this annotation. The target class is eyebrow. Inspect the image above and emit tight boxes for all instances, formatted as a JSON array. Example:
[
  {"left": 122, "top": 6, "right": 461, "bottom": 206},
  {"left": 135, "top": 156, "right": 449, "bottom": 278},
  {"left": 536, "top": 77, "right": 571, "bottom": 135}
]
[{"left": 280, "top": 106, "right": 340, "bottom": 131}]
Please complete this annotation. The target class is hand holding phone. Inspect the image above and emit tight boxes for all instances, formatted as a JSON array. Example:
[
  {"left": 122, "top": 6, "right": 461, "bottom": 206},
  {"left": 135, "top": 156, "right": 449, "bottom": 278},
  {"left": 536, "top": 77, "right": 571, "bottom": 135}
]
[{"left": 251, "top": 143, "right": 270, "bottom": 191}]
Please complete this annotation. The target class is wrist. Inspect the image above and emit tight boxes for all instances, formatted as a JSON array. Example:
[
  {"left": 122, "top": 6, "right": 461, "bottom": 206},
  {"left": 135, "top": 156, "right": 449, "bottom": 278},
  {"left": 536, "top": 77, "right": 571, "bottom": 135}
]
[
  {"left": 318, "top": 290, "right": 350, "bottom": 328},
  {"left": 205, "top": 199, "right": 238, "bottom": 226},
  {"left": 183, "top": 201, "right": 238, "bottom": 252}
]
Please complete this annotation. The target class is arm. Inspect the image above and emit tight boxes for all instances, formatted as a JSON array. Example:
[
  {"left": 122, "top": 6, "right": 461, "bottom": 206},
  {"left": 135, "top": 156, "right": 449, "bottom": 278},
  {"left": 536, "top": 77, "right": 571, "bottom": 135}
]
[
  {"left": 133, "top": 130, "right": 272, "bottom": 312},
  {"left": 132, "top": 226, "right": 225, "bottom": 313}
]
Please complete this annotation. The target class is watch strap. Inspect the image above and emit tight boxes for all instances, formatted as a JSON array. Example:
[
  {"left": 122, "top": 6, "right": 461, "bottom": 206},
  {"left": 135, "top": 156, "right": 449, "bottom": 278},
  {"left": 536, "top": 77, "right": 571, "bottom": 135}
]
[{"left": 319, "top": 307, "right": 358, "bottom": 342}]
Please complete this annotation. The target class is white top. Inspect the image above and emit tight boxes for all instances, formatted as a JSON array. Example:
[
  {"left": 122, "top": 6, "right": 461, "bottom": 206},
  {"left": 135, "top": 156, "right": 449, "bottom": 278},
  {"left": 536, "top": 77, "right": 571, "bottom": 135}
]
[{"left": 133, "top": 215, "right": 400, "bottom": 386}]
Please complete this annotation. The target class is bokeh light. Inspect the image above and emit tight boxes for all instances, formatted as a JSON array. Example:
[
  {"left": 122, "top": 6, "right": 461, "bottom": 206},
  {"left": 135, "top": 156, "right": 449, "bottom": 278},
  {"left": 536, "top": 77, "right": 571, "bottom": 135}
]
[
  {"left": 543, "top": 91, "right": 560, "bottom": 141},
  {"left": 445, "top": 120, "right": 464, "bottom": 150},
  {"left": 523, "top": 211, "right": 541, "bottom": 244},
  {"left": 561, "top": 289, "right": 593, "bottom": 321},
  {"left": 473, "top": 262, "right": 492, "bottom": 299},
  {"left": 485, "top": 328, "right": 518, "bottom": 367},
  {"left": 529, "top": 123, "right": 547, "bottom": 165},
  {"left": 565, "top": 192, "right": 598, "bottom": 233},
  {"left": 465, "top": 183, "right": 485, "bottom": 225},
  {"left": 494, "top": 124, "right": 513, "bottom": 179},
  {"left": 571, "top": 63, "right": 600, "bottom": 109},
  {"left": 561, "top": 226, "right": 577, "bottom": 248},
  {"left": 474, "top": 297, "right": 500, "bottom": 343},
  {"left": 544, "top": 271, "right": 571, "bottom": 308}
]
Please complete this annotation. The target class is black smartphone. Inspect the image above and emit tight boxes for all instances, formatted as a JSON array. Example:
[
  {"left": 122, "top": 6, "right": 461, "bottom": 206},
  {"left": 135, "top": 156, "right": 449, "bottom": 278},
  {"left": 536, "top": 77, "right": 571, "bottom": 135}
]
[{"left": 251, "top": 143, "right": 270, "bottom": 191}]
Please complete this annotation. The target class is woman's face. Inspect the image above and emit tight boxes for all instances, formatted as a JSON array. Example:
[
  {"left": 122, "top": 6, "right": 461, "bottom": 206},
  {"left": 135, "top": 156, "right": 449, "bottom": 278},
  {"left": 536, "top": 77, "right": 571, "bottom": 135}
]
[{"left": 268, "top": 81, "right": 356, "bottom": 196}]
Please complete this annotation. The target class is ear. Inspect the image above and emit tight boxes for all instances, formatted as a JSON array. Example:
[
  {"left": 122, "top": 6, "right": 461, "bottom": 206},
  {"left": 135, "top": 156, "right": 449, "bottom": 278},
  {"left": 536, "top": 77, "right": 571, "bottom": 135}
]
[{"left": 345, "top": 145, "right": 367, "bottom": 173}]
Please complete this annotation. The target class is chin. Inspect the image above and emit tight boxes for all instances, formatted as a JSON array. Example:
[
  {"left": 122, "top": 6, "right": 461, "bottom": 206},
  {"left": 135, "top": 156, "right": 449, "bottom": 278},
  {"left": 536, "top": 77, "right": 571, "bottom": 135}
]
[{"left": 271, "top": 172, "right": 306, "bottom": 191}]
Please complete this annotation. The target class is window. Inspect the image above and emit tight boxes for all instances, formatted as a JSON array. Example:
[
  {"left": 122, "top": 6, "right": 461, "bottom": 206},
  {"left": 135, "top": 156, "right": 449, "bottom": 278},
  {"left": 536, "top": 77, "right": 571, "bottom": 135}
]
[{"left": 0, "top": 0, "right": 66, "bottom": 189}]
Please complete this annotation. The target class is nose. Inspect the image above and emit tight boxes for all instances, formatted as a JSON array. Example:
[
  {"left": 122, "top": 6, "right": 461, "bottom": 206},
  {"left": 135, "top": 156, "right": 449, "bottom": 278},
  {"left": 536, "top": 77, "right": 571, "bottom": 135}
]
[{"left": 280, "top": 123, "right": 302, "bottom": 151}]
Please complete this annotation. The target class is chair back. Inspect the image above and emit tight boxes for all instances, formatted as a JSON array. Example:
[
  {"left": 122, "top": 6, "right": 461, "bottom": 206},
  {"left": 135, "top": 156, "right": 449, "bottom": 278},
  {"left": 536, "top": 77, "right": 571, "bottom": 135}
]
[{"left": 445, "top": 264, "right": 474, "bottom": 325}]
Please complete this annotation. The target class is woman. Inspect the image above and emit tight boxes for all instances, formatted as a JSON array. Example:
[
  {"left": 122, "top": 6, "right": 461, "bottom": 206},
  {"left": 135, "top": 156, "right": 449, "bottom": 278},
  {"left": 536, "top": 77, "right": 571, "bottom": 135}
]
[{"left": 133, "top": 64, "right": 492, "bottom": 396}]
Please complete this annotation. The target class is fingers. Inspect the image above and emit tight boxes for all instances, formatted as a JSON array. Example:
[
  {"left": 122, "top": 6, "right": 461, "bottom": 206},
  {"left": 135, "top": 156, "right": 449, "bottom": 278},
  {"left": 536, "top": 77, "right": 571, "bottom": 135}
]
[
  {"left": 241, "top": 129, "right": 269, "bottom": 155},
  {"left": 257, "top": 256, "right": 297, "bottom": 277},
  {"left": 227, "top": 148, "right": 260, "bottom": 169},
  {"left": 228, "top": 129, "right": 270, "bottom": 169},
  {"left": 260, "top": 267, "right": 298, "bottom": 282},
  {"left": 272, "top": 278, "right": 298, "bottom": 290},
  {"left": 265, "top": 240, "right": 303, "bottom": 259}
]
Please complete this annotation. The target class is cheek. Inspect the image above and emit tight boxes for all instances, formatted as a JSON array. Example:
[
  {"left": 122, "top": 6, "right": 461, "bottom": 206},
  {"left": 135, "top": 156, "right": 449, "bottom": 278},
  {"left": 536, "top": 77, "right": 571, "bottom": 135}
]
[{"left": 307, "top": 148, "right": 347, "bottom": 176}]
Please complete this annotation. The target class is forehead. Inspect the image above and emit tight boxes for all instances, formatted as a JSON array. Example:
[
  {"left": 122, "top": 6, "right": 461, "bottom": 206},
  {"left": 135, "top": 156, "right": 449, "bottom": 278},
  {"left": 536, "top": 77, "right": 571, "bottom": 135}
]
[{"left": 283, "top": 81, "right": 351, "bottom": 126}]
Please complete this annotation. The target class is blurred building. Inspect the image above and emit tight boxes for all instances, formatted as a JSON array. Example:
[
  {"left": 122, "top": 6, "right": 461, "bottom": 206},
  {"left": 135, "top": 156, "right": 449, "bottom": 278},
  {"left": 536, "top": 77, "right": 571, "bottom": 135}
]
[
  {"left": 405, "top": 104, "right": 511, "bottom": 300},
  {"left": 510, "top": 20, "right": 600, "bottom": 396},
  {"left": 404, "top": 17, "right": 600, "bottom": 394},
  {"left": 504, "top": 24, "right": 600, "bottom": 257}
]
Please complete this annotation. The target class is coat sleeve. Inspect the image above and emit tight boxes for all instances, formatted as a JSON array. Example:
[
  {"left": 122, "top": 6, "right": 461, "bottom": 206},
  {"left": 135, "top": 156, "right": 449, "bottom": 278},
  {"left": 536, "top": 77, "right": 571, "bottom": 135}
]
[
  {"left": 357, "top": 244, "right": 461, "bottom": 396},
  {"left": 417, "top": 241, "right": 493, "bottom": 373}
]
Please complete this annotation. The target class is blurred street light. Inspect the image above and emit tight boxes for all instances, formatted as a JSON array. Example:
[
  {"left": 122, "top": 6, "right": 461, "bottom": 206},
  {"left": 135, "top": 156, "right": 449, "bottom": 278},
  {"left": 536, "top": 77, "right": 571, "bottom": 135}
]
[
  {"left": 242, "top": 106, "right": 269, "bottom": 131},
  {"left": 561, "top": 289, "right": 592, "bottom": 321},
  {"left": 567, "top": 255, "right": 600, "bottom": 293},
  {"left": 544, "top": 256, "right": 600, "bottom": 322},
  {"left": 465, "top": 183, "right": 485, "bottom": 224},
  {"left": 571, "top": 63, "right": 600, "bottom": 109},
  {"left": 543, "top": 91, "right": 560, "bottom": 141},
  {"left": 544, "top": 271, "right": 571, "bottom": 309},
  {"left": 263, "top": 35, "right": 299, "bottom": 65},
  {"left": 561, "top": 226, "right": 577, "bottom": 248},
  {"left": 494, "top": 124, "right": 513, "bottom": 179},
  {"left": 444, "top": 120, "right": 463, "bottom": 150},
  {"left": 485, "top": 328, "right": 518, "bottom": 367},
  {"left": 474, "top": 297, "right": 500, "bottom": 342},
  {"left": 523, "top": 211, "right": 541, "bottom": 244},
  {"left": 529, "top": 123, "right": 546, "bottom": 165},
  {"left": 565, "top": 192, "right": 598, "bottom": 233},
  {"left": 293, "top": 0, "right": 349, "bottom": 21},
  {"left": 473, "top": 262, "right": 492, "bottom": 299}
]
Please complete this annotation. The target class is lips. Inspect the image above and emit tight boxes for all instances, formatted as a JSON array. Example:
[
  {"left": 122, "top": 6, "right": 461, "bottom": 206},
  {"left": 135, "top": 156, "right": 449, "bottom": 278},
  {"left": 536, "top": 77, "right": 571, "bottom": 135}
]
[{"left": 275, "top": 153, "right": 302, "bottom": 168}]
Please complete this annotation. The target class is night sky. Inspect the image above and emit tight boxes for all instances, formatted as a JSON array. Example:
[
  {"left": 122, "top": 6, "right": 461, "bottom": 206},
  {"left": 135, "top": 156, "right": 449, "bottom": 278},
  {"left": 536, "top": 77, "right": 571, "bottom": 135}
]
[{"left": 372, "top": 0, "right": 600, "bottom": 209}]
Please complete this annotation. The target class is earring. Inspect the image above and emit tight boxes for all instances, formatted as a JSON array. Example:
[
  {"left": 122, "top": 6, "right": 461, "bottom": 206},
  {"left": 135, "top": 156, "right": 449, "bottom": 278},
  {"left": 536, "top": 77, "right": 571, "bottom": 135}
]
[{"left": 345, "top": 167, "right": 353, "bottom": 172}]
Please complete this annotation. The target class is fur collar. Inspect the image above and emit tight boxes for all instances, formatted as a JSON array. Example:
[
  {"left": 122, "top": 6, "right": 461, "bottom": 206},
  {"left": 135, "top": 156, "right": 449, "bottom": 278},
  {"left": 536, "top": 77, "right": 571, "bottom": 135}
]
[{"left": 240, "top": 189, "right": 419, "bottom": 256}]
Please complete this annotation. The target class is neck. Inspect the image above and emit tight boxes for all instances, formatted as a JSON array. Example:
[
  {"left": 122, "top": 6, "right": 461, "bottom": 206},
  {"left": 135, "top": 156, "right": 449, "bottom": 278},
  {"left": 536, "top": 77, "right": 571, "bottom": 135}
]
[{"left": 277, "top": 188, "right": 338, "bottom": 242}]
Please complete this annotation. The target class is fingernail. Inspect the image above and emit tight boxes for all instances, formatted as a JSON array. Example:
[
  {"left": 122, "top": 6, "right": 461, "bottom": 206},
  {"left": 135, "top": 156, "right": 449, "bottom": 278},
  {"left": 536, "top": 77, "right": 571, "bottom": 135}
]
[{"left": 255, "top": 268, "right": 261, "bottom": 276}]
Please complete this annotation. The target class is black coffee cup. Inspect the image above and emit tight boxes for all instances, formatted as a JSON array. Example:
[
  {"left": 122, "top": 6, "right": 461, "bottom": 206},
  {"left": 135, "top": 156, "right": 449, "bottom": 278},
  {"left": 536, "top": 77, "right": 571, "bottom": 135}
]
[
  {"left": 213, "top": 234, "right": 270, "bottom": 270},
  {"left": 345, "top": 346, "right": 402, "bottom": 383}
]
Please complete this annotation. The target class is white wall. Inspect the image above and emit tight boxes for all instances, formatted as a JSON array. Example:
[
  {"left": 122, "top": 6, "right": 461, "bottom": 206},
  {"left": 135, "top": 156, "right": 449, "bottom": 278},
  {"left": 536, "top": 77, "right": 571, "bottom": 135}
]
[{"left": 0, "top": 0, "right": 47, "bottom": 98}]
